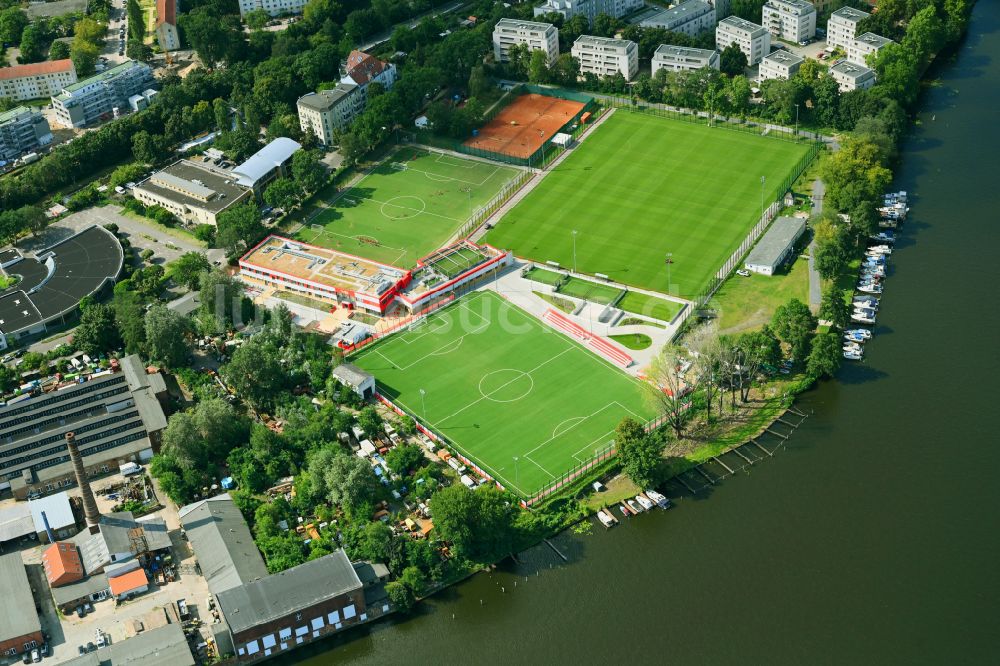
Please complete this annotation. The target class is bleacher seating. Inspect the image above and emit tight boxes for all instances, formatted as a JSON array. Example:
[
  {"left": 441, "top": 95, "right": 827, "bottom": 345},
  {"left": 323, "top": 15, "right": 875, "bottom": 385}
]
[{"left": 542, "top": 309, "right": 633, "bottom": 368}]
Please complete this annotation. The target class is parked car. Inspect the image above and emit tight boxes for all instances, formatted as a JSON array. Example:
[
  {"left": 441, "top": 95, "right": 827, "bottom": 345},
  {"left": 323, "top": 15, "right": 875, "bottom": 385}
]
[
  {"left": 31, "top": 649, "right": 40, "bottom": 663},
  {"left": 736, "top": 269, "right": 751, "bottom": 277}
]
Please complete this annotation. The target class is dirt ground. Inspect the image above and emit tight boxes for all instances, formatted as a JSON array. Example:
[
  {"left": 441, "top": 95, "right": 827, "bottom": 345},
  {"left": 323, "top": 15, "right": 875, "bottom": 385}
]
[{"left": 464, "top": 94, "right": 585, "bottom": 159}]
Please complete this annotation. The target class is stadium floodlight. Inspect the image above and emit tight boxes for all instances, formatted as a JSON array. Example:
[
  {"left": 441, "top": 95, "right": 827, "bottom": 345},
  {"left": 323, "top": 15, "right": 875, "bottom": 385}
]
[
  {"left": 572, "top": 230, "right": 578, "bottom": 273},
  {"left": 513, "top": 456, "right": 519, "bottom": 485},
  {"left": 760, "top": 176, "right": 766, "bottom": 226},
  {"left": 665, "top": 252, "right": 673, "bottom": 295},
  {"left": 419, "top": 388, "right": 427, "bottom": 421}
]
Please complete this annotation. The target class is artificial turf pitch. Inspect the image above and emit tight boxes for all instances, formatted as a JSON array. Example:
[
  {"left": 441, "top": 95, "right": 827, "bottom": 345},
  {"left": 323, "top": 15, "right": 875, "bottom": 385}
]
[
  {"left": 298, "top": 147, "right": 521, "bottom": 267},
  {"left": 351, "top": 291, "right": 654, "bottom": 497},
  {"left": 484, "top": 111, "right": 814, "bottom": 298}
]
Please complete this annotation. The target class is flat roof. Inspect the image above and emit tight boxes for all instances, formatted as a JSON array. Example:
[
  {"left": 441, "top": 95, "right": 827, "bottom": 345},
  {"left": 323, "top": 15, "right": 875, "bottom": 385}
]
[
  {"left": 232, "top": 137, "right": 301, "bottom": 187},
  {"left": 61, "top": 60, "right": 143, "bottom": 95},
  {"left": 0, "top": 552, "right": 41, "bottom": 641},
  {"left": 179, "top": 494, "right": 267, "bottom": 597},
  {"left": 830, "top": 60, "right": 875, "bottom": 79},
  {"left": 61, "top": 623, "right": 194, "bottom": 666},
  {"left": 763, "top": 50, "right": 805, "bottom": 66},
  {"left": 768, "top": 0, "right": 816, "bottom": 12},
  {"left": 654, "top": 45, "right": 717, "bottom": 59},
  {"left": 0, "top": 225, "right": 122, "bottom": 337},
  {"left": 855, "top": 32, "right": 893, "bottom": 48},
  {"left": 0, "top": 106, "right": 39, "bottom": 125},
  {"left": 642, "top": 0, "right": 712, "bottom": 26},
  {"left": 830, "top": 5, "right": 869, "bottom": 21},
  {"left": 298, "top": 84, "right": 358, "bottom": 112},
  {"left": 134, "top": 160, "right": 250, "bottom": 214},
  {"left": 573, "top": 34, "right": 635, "bottom": 49},
  {"left": 495, "top": 17, "right": 555, "bottom": 31},
  {"left": 0, "top": 502, "right": 34, "bottom": 542},
  {"left": 240, "top": 235, "right": 407, "bottom": 295},
  {"left": 746, "top": 217, "right": 806, "bottom": 268},
  {"left": 719, "top": 15, "right": 767, "bottom": 34},
  {"left": 217, "top": 549, "right": 362, "bottom": 636},
  {"left": 23, "top": 0, "right": 87, "bottom": 18},
  {"left": 29, "top": 490, "right": 76, "bottom": 531}
]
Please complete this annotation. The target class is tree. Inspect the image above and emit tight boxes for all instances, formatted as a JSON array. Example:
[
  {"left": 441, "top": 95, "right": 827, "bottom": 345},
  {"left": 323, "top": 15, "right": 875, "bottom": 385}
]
[
  {"left": 245, "top": 8, "right": 270, "bottom": 30},
  {"left": 719, "top": 44, "right": 748, "bottom": 77},
  {"left": 16, "top": 24, "right": 46, "bottom": 63},
  {"left": 113, "top": 286, "right": 147, "bottom": 354},
  {"left": 819, "top": 284, "right": 850, "bottom": 330},
  {"left": 0, "top": 363, "right": 17, "bottom": 394},
  {"left": 400, "top": 565, "right": 426, "bottom": 597},
  {"left": 338, "top": 132, "right": 367, "bottom": 166},
  {"left": 109, "top": 162, "right": 150, "bottom": 189},
  {"left": 70, "top": 39, "right": 101, "bottom": 77},
  {"left": 262, "top": 178, "right": 300, "bottom": 212},
  {"left": 309, "top": 448, "right": 382, "bottom": 515},
  {"left": 170, "top": 252, "right": 211, "bottom": 291},
  {"left": 771, "top": 298, "right": 817, "bottom": 362},
  {"left": 126, "top": 0, "right": 144, "bottom": 41},
  {"left": 431, "top": 484, "right": 517, "bottom": 563},
  {"left": 0, "top": 7, "right": 28, "bottom": 47},
  {"left": 291, "top": 148, "right": 326, "bottom": 194},
  {"left": 144, "top": 305, "right": 192, "bottom": 367},
  {"left": 73, "top": 303, "right": 122, "bottom": 355},
  {"left": 221, "top": 335, "right": 289, "bottom": 410},
  {"left": 17, "top": 206, "right": 46, "bottom": 237},
  {"left": 131, "top": 130, "right": 167, "bottom": 164},
  {"left": 385, "top": 444, "right": 424, "bottom": 476},
  {"left": 126, "top": 39, "right": 153, "bottom": 62},
  {"left": 528, "top": 49, "right": 549, "bottom": 84},
  {"left": 814, "top": 222, "right": 850, "bottom": 280},
  {"left": 179, "top": 9, "right": 237, "bottom": 67},
  {"left": 386, "top": 581, "right": 414, "bottom": 611},
  {"left": 615, "top": 417, "right": 662, "bottom": 488},
  {"left": 592, "top": 12, "right": 619, "bottom": 37},
  {"left": 216, "top": 203, "right": 264, "bottom": 258},
  {"left": 468, "top": 65, "right": 491, "bottom": 99},
  {"left": 645, "top": 346, "right": 691, "bottom": 437},
  {"left": 198, "top": 268, "right": 246, "bottom": 333},
  {"left": 806, "top": 332, "right": 842, "bottom": 379}
]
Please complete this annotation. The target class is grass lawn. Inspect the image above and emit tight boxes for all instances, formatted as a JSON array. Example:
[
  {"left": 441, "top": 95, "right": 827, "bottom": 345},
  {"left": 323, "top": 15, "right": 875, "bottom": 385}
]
[
  {"left": 485, "top": 111, "right": 814, "bottom": 298},
  {"left": 712, "top": 254, "right": 810, "bottom": 334},
  {"left": 351, "top": 291, "right": 655, "bottom": 498},
  {"left": 618, "top": 291, "right": 684, "bottom": 322},
  {"left": 534, "top": 291, "right": 575, "bottom": 313},
  {"left": 556, "top": 276, "right": 623, "bottom": 304},
  {"left": 298, "top": 146, "right": 521, "bottom": 268},
  {"left": 524, "top": 266, "right": 564, "bottom": 286},
  {"left": 609, "top": 333, "right": 652, "bottom": 350}
]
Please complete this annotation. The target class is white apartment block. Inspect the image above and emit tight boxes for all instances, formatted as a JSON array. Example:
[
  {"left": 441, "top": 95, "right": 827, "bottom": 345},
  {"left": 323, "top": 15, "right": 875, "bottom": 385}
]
[
  {"left": 0, "top": 107, "right": 52, "bottom": 162},
  {"left": 639, "top": 0, "right": 716, "bottom": 38},
  {"left": 572, "top": 35, "right": 639, "bottom": 80},
  {"left": 716, "top": 16, "right": 771, "bottom": 66},
  {"left": 652, "top": 45, "right": 720, "bottom": 74},
  {"left": 0, "top": 60, "right": 77, "bottom": 103},
  {"left": 847, "top": 32, "right": 893, "bottom": 66},
  {"left": 534, "top": 0, "right": 643, "bottom": 23},
  {"left": 51, "top": 61, "right": 155, "bottom": 128},
  {"left": 829, "top": 60, "right": 876, "bottom": 92},
  {"left": 238, "top": 0, "right": 307, "bottom": 17},
  {"left": 297, "top": 84, "right": 363, "bottom": 146},
  {"left": 493, "top": 18, "right": 560, "bottom": 65},
  {"left": 826, "top": 6, "right": 870, "bottom": 52},
  {"left": 759, "top": 50, "right": 804, "bottom": 81},
  {"left": 761, "top": 0, "right": 816, "bottom": 43}
]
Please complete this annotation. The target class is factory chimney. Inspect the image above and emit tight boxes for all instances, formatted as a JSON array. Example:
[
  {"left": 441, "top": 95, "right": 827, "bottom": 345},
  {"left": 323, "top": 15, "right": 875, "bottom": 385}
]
[
  {"left": 65, "top": 432, "right": 101, "bottom": 534},
  {"left": 40, "top": 510, "right": 56, "bottom": 543}
]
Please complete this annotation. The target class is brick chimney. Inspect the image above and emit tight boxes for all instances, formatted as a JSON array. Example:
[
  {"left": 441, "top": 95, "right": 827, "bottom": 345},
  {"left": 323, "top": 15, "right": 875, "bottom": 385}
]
[{"left": 65, "top": 432, "right": 101, "bottom": 534}]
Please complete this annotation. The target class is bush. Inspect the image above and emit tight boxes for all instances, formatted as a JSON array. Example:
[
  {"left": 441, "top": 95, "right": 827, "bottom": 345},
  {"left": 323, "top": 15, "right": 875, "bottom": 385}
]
[
  {"left": 193, "top": 224, "right": 215, "bottom": 244},
  {"left": 140, "top": 248, "right": 154, "bottom": 261}
]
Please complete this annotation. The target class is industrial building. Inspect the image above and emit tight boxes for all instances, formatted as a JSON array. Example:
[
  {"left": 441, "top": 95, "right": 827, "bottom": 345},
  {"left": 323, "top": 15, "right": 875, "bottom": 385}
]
[
  {"left": 0, "top": 225, "right": 123, "bottom": 349},
  {"left": 639, "top": 0, "right": 717, "bottom": 37},
  {"left": 131, "top": 159, "right": 254, "bottom": 226},
  {"left": 826, "top": 6, "right": 869, "bottom": 52},
  {"left": 829, "top": 59, "right": 877, "bottom": 91},
  {"left": 533, "top": 0, "right": 643, "bottom": 23},
  {"left": 61, "top": 623, "right": 195, "bottom": 666},
  {"left": 0, "top": 355, "right": 168, "bottom": 499},
  {"left": 571, "top": 35, "right": 639, "bottom": 81},
  {"left": 744, "top": 216, "right": 806, "bottom": 275},
  {"left": 51, "top": 61, "right": 155, "bottom": 128},
  {"left": 759, "top": 50, "right": 804, "bottom": 81},
  {"left": 330, "top": 364, "right": 375, "bottom": 400},
  {"left": 0, "top": 105, "right": 52, "bottom": 162},
  {"left": 761, "top": 0, "right": 816, "bottom": 43},
  {"left": 652, "top": 45, "right": 720, "bottom": 73},
  {"left": 0, "top": 60, "right": 77, "bottom": 103},
  {"left": 847, "top": 32, "right": 893, "bottom": 66},
  {"left": 0, "top": 552, "right": 43, "bottom": 657},
  {"left": 493, "top": 19, "right": 560, "bottom": 65},
  {"left": 716, "top": 15, "right": 771, "bottom": 66}
]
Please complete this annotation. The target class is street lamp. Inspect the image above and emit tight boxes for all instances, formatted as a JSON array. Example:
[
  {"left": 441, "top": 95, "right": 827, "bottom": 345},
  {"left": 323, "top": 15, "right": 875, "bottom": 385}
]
[
  {"left": 794, "top": 104, "right": 799, "bottom": 137},
  {"left": 760, "top": 176, "right": 766, "bottom": 225},
  {"left": 572, "top": 229, "right": 578, "bottom": 273},
  {"left": 665, "top": 252, "right": 673, "bottom": 295},
  {"left": 419, "top": 388, "right": 426, "bottom": 422},
  {"left": 513, "top": 456, "right": 519, "bottom": 486}
]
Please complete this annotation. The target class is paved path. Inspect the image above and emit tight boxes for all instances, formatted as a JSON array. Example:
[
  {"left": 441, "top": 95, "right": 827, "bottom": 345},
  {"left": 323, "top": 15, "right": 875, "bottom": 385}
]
[{"left": 807, "top": 179, "right": 825, "bottom": 308}]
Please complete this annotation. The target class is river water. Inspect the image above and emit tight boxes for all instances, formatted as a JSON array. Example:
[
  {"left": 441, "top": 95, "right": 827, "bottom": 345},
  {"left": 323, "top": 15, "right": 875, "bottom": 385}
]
[{"left": 292, "top": 4, "right": 1000, "bottom": 663}]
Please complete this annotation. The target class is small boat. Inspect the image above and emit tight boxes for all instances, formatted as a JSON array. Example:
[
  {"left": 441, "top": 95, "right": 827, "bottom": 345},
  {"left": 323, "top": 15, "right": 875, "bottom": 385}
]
[
  {"left": 645, "top": 489, "right": 671, "bottom": 509},
  {"left": 619, "top": 503, "right": 632, "bottom": 518},
  {"left": 868, "top": 244, "right": 892, "bottom": 254},
  {"left": 626, "top": 498, "right": 643, "bottom": 514},
  {"left": 870, "top": 232, "right": 895, "bottom": 244},
  {"left": 597, "top": 511, "right": 616, "bottom": 528},
  {"left": 844, "top": 332, "right": 867, "bottom": 343},
  {"left": 843, "top": 350, "right": 863, "bottom": 360},
  {"left": 857, "top": 284, "right": 883, "bottom": 295},
  {"left": 852, "top": 297, "right": 878, "bottom": 307},
  {"left": 851, "top": 313, "right": 876, "bottom": 324},
  {"left": 845, "top": 328, "right": 872, "bottom": 340},
  {"left": 843, "top": 341, "right": 862, "bottom": 352},
  {"left": 635, "top": 494, "right": 655, "bottom": 511},
  {"left": 853, "top": 308, "right": 877, "bottom": 319}
]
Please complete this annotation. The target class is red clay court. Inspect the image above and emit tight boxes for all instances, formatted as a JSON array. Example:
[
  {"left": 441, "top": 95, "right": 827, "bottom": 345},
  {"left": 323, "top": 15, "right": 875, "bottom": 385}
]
[{"left": 464, "top": 94, "right": 586, "bottom": 159}]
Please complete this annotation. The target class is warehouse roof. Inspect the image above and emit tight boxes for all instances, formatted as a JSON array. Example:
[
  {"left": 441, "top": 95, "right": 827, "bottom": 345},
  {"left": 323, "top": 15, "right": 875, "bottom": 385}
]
[
  {"left": 29, "top": 490, "right": 76, "bottom": 533},
  {"left": 232, "top": 137, "right": 301, "bottom": 188},
  {"left": 61, "top": 623, "right": 194, "bottom": 666},
  {"left": 179, "top": 494, "right": 267, "bottom": 596},
  {"left": 0, "top": 551, "right": 41, "bottom": 641},
  {"left": 745, "top": 217, "right": 806, "bottom": 269},
  {"left": 332, "top": 363, "right": 372, "bottom": 388},
  {"left": 217, "top": 549, "right": 362, "bottom": 636},
  {"left": 50, "top": 572, "right": 109, "bottom": 608},
  {"left": 133, "top": 160, "right": 250, "bottom": 215},
  {"left": 0, "top": 502, "right": 34, "bottom": 542}
]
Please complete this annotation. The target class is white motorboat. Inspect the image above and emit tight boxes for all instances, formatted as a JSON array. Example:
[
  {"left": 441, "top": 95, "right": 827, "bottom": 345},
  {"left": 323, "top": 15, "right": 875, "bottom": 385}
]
[
  {"left": 635, "top": 494, "right": 655, "bottom": 511},
  {"left": 845, "top": 328, "right": 872, "bottom": 340},
  {"left": 626, "top": 498, "right": 643, "bottom": 514},
  {"left": 852, "top": 297, "right": 879, "bottom": 307},
  {"left": 645, "top": 489, "right": 671, "bottom": 509},
  {"left": 868, "top": 244, "right": 892, "bottom": 254},
  {"left": 844, "top": 331, "right": 868, "bottom": 343},
  {"left": 597, "top": 511, "right": 615, "bottom": 528},
  {"left": 851, "top": 313, "right": 876, "bottom": 324},
  {"left": 843, "top": 350, "right": 863, "bottom": 360},
  {"left": 857, "top": 284, "right": 883, "bottom": 295}
]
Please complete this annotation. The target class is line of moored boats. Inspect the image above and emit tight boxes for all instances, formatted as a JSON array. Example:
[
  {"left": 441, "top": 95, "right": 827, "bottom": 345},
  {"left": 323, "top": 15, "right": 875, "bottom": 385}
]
[
  {"left": 597, "top": 489, "right": 671, "bottom": 527},
  {"left": 845, "top": 191, "right": 907, "bottom": 361}
]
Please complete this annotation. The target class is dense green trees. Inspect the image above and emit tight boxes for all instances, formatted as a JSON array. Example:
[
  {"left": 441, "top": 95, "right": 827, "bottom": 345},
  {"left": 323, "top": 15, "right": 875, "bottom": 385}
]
[
  {"left": 170, "top": 252, "right": 211, "bottom": 291},
  {"left": 806, "top": 332, "right": 842, "bottom": 379},
  {"left": 73, "top": 303, "right": 122, "bottom": 356},
  {"left": 144, "top": 305, "right": 193, "bottom": 368},
  {"left": 771, "top": 298, "right": 818, "bottom": 362},
  {"left": 615, "top": 417, "right": 662, "bottom": 488},
  {"left": 719, "top": 44, "right": 749, "bottom": 77},
  {"left": 216, "top": 203, "right": 265, "bottom": 258},
  {"left": 431, "top": 484, "right": 517, "bottom": 563}
]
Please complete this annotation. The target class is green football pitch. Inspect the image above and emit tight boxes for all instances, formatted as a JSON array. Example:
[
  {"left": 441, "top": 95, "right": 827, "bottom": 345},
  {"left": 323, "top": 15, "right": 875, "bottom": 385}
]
[
  {"left": 298, "top": 147, "right": 522, "bottom": 267},
  {"left": 484, "top": 111, "right": 815, "bottom": 298},
  {"left": 350, "top": 291, "right": 655, "bottom": 498}
]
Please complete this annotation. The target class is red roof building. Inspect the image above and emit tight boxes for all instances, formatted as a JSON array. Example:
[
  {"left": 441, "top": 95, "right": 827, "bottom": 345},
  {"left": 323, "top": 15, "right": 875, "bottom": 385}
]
[
  {"left": 42, "top": 542, "right": 85, "bottom": 587},
  {"left": 344, "top": 50, "right": 389, "bottom": 87},
  {"left": 109, "top": 567, "right": 149, "bottom": 599},
  {"left": 0, "top": 60, "right": 75, "bottom": 81}
]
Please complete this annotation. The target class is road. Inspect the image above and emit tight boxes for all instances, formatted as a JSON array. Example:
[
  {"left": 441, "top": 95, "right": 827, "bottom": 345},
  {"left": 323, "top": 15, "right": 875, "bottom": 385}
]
[
  {"left": 357, "top": 1, "right": 466, "bottom": 52},
  {"left": 808, "top": 178, "right": 825, "bottom": 309}
]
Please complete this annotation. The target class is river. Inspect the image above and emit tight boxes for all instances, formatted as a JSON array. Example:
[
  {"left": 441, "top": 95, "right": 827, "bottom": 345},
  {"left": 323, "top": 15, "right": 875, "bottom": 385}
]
[{"left": 290, "top": 4, "right": 1000, "bottom": 663}]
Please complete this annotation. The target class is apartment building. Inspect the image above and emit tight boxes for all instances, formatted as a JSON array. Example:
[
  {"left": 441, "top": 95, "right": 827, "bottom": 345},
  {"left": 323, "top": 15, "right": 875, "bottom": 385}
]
[
  {"left": 639, "top": 0, "right": 716, "bottom": 37},
  {"left": 759, "top": 50, "right": 804, "bottom": 80},
  {"left": 51, "top": 61, "right": 155, "bottom": 128},
  {"left": 238, "top": 0, "right": 307, "bottom": 17},
  {"left": 652, "top": 45, "right": 720, "bottom": 74},
  {"left": 847, "top": 32, "right": 893, "bottom": 66},
  {"left": 0, "top": 60, "right": 77, "bottom": 103},
  {"left": 0, "top": 106, "right": 52, "bottom": 162},
  {"left": 493, "top": 18, "right": 560, "bottom": 65},
  {"left": 534, "top": 0, "right": 643, "bottom": 23},
  {"left": 572, "top": 35, "right": 638, "bottom": 80},
  {"left": 829, "top": 60, "right": 876, "bottom": 91},
  {"left": 297, "top": 84, "right": 362, "bottom": 145},
  {"left": 155, "top": 0, "right": 180, "bottom": 51},
  {"left": 716, "top": 16, "right": 771, "bottom": 66},
  {"left": 340, "top": 50, "right": 398, "bottom": 102},
  {"left": 761, "top": 0, "right": 816, "bottom": 43},
  {"left": 826, "top": 6, "right": 870, "bottom": 52}
]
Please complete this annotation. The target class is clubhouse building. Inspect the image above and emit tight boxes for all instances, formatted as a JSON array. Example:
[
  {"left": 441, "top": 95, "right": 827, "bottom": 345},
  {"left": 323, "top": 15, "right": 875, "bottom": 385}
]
[{"left": 238, "top": 235, "right": 511, "bottom": 316}]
